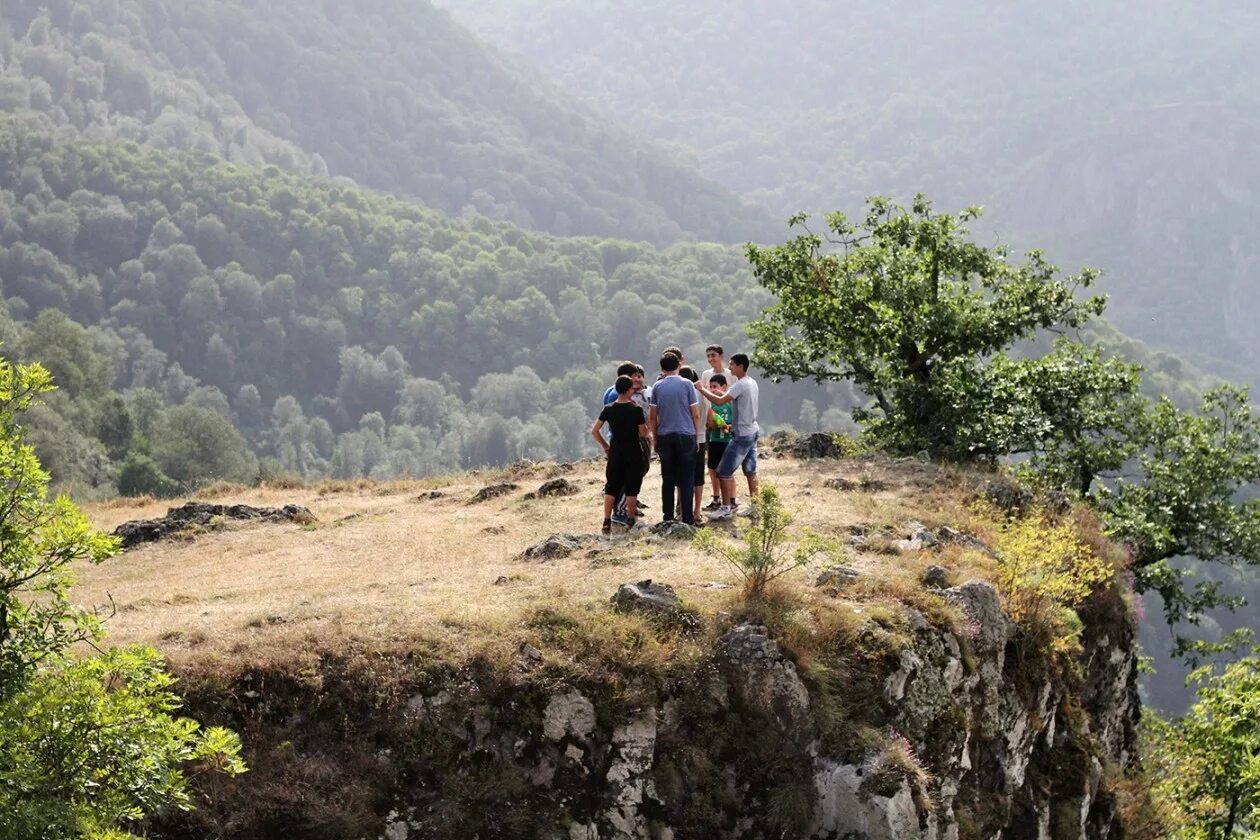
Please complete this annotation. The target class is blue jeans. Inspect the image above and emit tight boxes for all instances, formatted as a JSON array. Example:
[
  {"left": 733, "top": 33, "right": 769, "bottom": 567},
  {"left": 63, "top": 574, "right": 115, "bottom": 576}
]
[
  {"left": 656, "top": 432, "right": 697, "bottom": 524},
  {"left": 717, "top": 432, "right": 758, "bottom": 479}
]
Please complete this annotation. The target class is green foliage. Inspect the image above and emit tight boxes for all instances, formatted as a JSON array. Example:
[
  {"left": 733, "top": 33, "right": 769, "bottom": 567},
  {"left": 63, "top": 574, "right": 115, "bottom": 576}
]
[
  {"left": 747, "top": 195, "right": 1107, "bottom": 462},
  {"left": 0, "top": 354, "right": 114, "bottom": 688},
  {"left": 0, "top": 647, "right": 246, "bottom": 839},
  {"left": 1149, "top": 644, "right": 1260, "bottom": 837},
  {"left": 1099, "top": 386, "right": 1260, "bottom": 627},
  {"left": 992, "top": 507, "right": 1114, "bottom": 655},
  {"left": 0, "top": 349, "right": 245, "bottom": 837},
  {"left": 692, "top": 484, "right": 833, "bottom": 598}
]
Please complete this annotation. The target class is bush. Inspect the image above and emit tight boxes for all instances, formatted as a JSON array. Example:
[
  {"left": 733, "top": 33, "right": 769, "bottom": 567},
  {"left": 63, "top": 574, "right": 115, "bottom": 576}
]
[
  {"left": 693, "top": 484, "right": 834, "bottom": 598},
  {"left": 992, "top": 506, "right": 1114, "bottom": 654}
]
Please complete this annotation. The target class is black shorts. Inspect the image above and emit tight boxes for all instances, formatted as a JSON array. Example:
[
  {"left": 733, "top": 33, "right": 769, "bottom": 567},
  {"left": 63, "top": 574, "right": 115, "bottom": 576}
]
[
  {"left": 693, "top": 442, "right": 707, "bottom": 487},
  {"left": 605, "top": 450, "right": 644, "bottom": 498},
  {"left": 707, "top": 440, "right": 729, "bottom": 470}
]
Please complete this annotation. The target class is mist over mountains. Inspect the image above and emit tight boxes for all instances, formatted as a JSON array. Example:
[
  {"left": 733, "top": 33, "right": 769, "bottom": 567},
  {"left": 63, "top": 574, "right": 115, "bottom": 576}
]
[{"left": 441, "top": 0, "right": 1260, "bottom": 378}]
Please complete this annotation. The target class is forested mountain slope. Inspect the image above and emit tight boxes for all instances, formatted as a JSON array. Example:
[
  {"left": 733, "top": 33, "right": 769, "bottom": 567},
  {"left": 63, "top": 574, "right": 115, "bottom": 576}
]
[
  {"left": 0, "top": 113, "right": 791, "bottom": 496},
  {"left": 0, "top": 0, "right": 773, "bottom": 246},
  {"left": 442, "top": 0, "right": 1260, "bottom": 375}
]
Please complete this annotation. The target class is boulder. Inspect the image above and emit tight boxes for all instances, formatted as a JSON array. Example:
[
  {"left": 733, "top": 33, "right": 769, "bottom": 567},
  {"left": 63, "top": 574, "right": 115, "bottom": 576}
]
[
  {"left": 921, "top": 565, "right": 951, "bottom": 589},
  {"left": 715, "top": 624, "right": 812, "bottom": 744},
  {"left": 112, "top": 501, "right": 315, "bottom": 549},
  {"left": 520, "top": 533, "right": 594, "bottom": 561},
  {"left": 790, "top": 431, "right": 849, "bottom": 459},
  {"left": 469, "top": 482, "right": 519, "bottom": 504},
  {"left": 815, "top": 565, "right": 861, "bottom": 590},
  {"left": 649, "top": 520, "right": 696, "bottom": 539},
  {"left": 524, "top": 478, "right": 580, "bottom": 499},
  {"left": 610, "top": 579, "right": 682, "bottom": 618}
]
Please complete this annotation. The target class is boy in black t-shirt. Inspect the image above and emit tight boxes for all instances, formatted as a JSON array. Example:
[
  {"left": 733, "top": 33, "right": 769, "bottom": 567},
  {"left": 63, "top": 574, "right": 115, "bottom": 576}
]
[{"left": 590, "top": 375, "right": 649, "bottom": 534}]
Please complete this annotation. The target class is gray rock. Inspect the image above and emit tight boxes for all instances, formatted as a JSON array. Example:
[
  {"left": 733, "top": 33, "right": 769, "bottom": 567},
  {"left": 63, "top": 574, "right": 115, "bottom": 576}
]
[
  {"left": 542, "top": 689, "right": 597, "bottom": 742},
  {"left": 520, "top": 533, "right": 595, "bottom": 560},
  {"left": 524, "top": 478, "right": 581, "bottom": 500},
  {"left": 469, "top": 482, "right": 519, "bottom": 504},
  {"left": 610, "top": 579, "right": 682, "bottom": 617},
  {"left": 714, "top": 624, "right": 812, "bottom": 743},
  {"left": 790, "top": 431, "right": 849, "bottom": 459},
  {"left": 943, "top": 581, "right": 1011, "bottom": 654},
  {"left": 112, "top": 501, "right": 315, "bottom": 549},
  {"left": 984, "top": 479, "right": 1034, "bottom": 515},
  {"left": 649, "top": 520, "right": 697, "bottom": 539},
  {"left": 922, "top": 565, "right": 951, "bottom": 589},
  {"left": 815, "top": 565, "right": 861, "bottom": 590}
]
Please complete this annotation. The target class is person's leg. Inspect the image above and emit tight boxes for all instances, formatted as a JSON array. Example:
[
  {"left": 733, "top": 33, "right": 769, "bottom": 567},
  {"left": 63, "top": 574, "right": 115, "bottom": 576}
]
[
  {"left": 715, "top": 436, "right": 754, "bottom": 514},
  {"left": 624, "top": 460, "right": 644, "bottom": 528},
  {"left": 602, "top": 494, "right": 615, "bottom": 533},
  {"left": 677, "top": 441, "right": 696, "bottom": 524},
  {"left": 692, "top": 442, "right": 706, "bottom": 521},
  {"left": 658, "top": 434, "right": 680, "bottom": 522}
]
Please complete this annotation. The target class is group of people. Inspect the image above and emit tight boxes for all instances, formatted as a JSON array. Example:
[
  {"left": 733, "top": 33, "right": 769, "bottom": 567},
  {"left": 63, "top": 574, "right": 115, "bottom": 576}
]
[{"left": 590, "top": 345, "right": 760, "bottom": 535}]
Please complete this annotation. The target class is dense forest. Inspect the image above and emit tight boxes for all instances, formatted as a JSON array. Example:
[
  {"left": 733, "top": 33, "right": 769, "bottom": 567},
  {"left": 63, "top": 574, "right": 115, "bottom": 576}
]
[
  {"left": 0, "top": 0, "right": 771, "bottom": 247},
  {"left": 442, "top": 0, "right": 1260, "bottom": 379}
]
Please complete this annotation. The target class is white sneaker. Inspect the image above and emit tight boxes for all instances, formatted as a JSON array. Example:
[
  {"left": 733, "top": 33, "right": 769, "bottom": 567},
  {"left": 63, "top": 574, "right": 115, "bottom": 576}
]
[
  {"left": 709, "top": 506, "right": 733, "bottom": 521},
  {"left": 736, "top": 505, "right": 757, "bottom": 518}
]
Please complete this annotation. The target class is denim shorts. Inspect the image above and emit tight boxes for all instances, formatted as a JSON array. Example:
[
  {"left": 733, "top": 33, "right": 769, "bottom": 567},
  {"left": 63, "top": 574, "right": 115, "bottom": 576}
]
[{"left": 717, "top": 433, "right": 758, "bottom": 479}]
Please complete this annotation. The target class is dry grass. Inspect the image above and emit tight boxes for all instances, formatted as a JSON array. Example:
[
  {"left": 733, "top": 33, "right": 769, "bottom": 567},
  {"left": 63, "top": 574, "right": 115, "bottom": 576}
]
[{"left": 75, "top": 452, "right": 1002, "bottom": 669}]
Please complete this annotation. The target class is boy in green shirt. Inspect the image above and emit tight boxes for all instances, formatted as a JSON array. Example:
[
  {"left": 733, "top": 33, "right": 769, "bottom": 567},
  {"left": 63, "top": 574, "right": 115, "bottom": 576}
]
[{"left": 705, "top": 374, "right": 733, "bottom": 510}]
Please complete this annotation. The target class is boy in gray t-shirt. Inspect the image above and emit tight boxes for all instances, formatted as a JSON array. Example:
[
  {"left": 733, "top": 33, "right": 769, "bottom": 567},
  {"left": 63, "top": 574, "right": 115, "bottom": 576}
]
[{"left": 696, "top": 353, "right": 760, "bottom": 520}]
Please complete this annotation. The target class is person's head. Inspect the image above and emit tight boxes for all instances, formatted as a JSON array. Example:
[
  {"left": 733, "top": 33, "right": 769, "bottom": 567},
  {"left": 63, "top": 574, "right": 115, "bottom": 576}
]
[
  {"left": 679, "top": 365, "right": 698, "bottom": 383},
  {"left": 615, "top": 361, "right": 637, "bottom": 378},
  {"left": 705, "top": 344, "right": 724, "bottom": 368},
  {"left": 660, "top": 353, "right": 681, "bottom": 373},
  {"left": 663, "top": 346, "right": 684, "bottom": 363},
  {"left": 709, "top": 373, "right": 728, "bottom": 392},
  {"left": 630, "top": 367, "right": 645, "bottom": 390},
  {"left": 614, "top": 375, "right": 634, "bottom": 397},
  {"left": 730, "top": 353, "right": 750, "bottom": 375}
]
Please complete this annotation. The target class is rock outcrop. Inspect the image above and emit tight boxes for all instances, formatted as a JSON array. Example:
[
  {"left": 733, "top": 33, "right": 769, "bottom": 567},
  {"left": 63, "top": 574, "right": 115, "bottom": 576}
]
[
  {"left": 160, "top": 576, "right": 1139, "bottom": 840},
  {"left": 112, "top": 501, "right": 314, "bottom": 549}
]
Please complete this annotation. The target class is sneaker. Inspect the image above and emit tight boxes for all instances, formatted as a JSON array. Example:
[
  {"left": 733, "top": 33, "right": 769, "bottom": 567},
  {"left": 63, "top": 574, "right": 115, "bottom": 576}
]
[
  {"left": 610, "top": 513, "right": 631, "bottom": 526},
  {"left": 703, "top": 498, "right": 722, "bottom": 511},
  {"left": 708, "top": 506, "right": 733, "bottom": 521},
  {"left": 736, "top": 505, "right": 757, "bottom": 518}
]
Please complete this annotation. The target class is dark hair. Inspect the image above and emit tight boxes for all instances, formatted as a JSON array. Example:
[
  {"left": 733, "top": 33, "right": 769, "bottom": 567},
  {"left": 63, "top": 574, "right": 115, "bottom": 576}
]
[
  {"left": 679, "top": 365, "right": 698, "bottom": 383},
  {"left": 730, "top": 353, "right": 750, "bottom": 369},
  {"left": 663, "top": 346, "right": 683, "bottom": 360},
  {"left": 660, "top": 353, "right": 680, "bottom": 372},
  {"left": 616, "top": 361, "right": 637, "bottom": 377},
  {"left": 634, "top": 364, "right": 645, "bottom": 377},
  {"left": 614, "top": 375, "right": 634, "bottom": 395},
  {"left": 709, "top": 373, "right": 727, "bottom": 386},
  {"left": 705, "top": 344, "right": 724, "bottom": 356}
]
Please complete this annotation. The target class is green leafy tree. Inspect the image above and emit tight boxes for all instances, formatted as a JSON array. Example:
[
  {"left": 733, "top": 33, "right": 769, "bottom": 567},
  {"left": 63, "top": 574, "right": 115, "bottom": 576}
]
[
  {"left": 0, "top": 353, "right": 244, "bottom": 836},
  {"left": 1151, "top": 643, "right": 1260, "bottom": 838},
  {"left": 746, "top": 195, "right": 1105, "bottom": 459},
  {"left": 1100, "top": 386, "right": 1260, "bottom": 627}
]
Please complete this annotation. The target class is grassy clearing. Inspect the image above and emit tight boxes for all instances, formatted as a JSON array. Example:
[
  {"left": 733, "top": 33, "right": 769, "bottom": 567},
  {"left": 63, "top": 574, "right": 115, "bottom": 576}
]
[{"left": 77, "top": 449, "right": 1019, "bottom": 671}]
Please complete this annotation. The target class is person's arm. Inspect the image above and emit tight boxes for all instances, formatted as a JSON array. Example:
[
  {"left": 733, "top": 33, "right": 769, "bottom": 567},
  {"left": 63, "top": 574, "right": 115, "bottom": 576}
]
[
  {"left": 649, "top": 403, "right": 659, "bottom": 449},
  {"left": 691, "top": 402, "right": 703, "bottom": 447},
  {"left": 698, "top": 384, "right": 733, "bottom": 405},
  {"left": 591, "top": 418, "right": 610, "bottom": 454}
]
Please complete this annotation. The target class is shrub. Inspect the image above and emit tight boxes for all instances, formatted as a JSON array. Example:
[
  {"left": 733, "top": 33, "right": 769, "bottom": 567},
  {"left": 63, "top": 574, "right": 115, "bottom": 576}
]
[
  {"left": 993, "top": 507, "right": 1114, "bottom": 653},
  {"left": 693, "top": 484, "right": 834, "bottom": 598}
]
